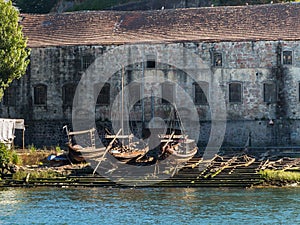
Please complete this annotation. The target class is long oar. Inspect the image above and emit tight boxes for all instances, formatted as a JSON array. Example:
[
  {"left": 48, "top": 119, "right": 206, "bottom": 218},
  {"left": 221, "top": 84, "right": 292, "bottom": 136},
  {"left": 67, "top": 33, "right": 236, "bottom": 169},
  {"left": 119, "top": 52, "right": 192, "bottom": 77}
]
[{"left": 93, "top": 129, "right": 122, "bottom": 175}]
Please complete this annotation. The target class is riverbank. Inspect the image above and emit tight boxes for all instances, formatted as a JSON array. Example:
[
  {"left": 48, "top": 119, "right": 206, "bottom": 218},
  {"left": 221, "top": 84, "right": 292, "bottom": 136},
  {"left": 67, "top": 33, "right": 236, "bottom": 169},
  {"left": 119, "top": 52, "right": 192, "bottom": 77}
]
[{"left": 1, "top": 149, "right": 299, "bottom": 188}]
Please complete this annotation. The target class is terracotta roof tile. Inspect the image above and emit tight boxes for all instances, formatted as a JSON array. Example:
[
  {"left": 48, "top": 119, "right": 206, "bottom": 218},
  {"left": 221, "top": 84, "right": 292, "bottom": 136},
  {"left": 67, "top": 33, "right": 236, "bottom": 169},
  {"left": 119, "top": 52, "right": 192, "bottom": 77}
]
[{"left": 20, "top": 3, "right": 300, "bottom": 48}]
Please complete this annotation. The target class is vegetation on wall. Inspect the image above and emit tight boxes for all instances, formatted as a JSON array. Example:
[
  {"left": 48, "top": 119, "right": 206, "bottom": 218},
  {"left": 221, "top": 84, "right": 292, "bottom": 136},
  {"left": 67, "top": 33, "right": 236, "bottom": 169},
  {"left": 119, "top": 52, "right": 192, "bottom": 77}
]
[{"left": 0, "top": 0, "right": 30, "bottom": 101}]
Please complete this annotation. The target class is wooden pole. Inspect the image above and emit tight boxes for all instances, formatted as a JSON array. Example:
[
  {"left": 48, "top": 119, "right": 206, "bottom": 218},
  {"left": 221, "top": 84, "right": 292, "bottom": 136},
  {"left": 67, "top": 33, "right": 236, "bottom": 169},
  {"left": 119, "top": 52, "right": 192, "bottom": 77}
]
[
  {"left": 22, "top": 128, "right": 25, "bottom": 150},
  {"left": 93, "top": 129, "right": 122, "bottom": 175}
]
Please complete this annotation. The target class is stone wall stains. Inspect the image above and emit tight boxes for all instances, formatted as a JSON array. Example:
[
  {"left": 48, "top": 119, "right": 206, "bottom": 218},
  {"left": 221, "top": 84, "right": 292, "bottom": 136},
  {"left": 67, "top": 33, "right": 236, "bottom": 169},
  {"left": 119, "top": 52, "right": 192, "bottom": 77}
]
[{"left": 2, "top": 40, "right": 300, "bottom": 148}]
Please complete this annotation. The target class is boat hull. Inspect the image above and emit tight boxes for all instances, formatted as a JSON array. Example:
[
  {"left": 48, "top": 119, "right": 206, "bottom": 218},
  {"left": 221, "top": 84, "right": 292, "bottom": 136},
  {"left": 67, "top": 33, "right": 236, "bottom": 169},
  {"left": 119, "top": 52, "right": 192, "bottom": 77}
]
[
  {"left": 110, "top": 147, "right": 149, "bottom": 163},
  {"left": 68, "top": 144, "right": 106, "bottom": 163}
]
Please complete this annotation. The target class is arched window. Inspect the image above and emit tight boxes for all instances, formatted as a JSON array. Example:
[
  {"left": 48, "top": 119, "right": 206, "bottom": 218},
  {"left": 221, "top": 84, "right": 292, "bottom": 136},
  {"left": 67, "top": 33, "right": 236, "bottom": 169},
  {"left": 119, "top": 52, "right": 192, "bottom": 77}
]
[
  {"left": 34, "top": 84, "right": 47, "bottom": 105},
  {"left": 62, "top": 83, "right": 77, "bottom": 106},
  {"left": 3, "top": 86, "right": 16, "bottom": 106},
  {"left": 94, "top": 83, "right": 110, "bottom": 105},
  {"left": 229, "top": 82, "right": 242, "bottom": 103},
  {"left": 128, "top": 82, "right": 141, "bottom": 106},
  {"left": 193, "top": 82, "right": 208, "bottom": 105}
]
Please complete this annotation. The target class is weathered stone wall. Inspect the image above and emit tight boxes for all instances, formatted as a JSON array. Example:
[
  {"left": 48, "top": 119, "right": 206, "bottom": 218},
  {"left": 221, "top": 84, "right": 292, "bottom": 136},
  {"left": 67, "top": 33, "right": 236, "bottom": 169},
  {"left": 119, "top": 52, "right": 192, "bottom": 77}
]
[{"left": 2, "top": 40, "right": 300, "bottom": 148}]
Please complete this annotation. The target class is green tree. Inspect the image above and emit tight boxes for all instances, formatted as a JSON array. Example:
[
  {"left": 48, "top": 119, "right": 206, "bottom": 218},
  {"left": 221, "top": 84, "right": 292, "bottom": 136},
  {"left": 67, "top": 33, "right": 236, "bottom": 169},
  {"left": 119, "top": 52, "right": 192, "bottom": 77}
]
[
  {"left": 13, "top": 0, "right": 58, "bottom": 14},
  {"left": 0, "top": 0, "right": 30, "bottom": 101}
]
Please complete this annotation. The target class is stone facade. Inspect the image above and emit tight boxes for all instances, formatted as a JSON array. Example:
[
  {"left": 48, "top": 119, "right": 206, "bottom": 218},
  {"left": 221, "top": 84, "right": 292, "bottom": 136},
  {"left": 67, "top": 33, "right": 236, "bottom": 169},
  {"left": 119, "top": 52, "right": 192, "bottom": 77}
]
[
  {"left": 2, "top": 40, "right": 300, "bottom": 149},
  {"left": 2, "top": 3, "right": 300, "bottom": 149}
]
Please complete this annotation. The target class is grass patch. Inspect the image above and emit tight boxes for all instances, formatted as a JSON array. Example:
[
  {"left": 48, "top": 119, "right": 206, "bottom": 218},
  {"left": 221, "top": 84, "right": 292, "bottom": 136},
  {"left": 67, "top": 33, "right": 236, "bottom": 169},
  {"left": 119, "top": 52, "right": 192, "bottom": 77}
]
[
  {"left": 259, "top": 169, "right": 300, "bottom": 183},
  {"left": 13, "top": 170, "right": 61, "bottom": 181},
  {"left": 18, "top": 150, "right": 51, "bottom": 166}
]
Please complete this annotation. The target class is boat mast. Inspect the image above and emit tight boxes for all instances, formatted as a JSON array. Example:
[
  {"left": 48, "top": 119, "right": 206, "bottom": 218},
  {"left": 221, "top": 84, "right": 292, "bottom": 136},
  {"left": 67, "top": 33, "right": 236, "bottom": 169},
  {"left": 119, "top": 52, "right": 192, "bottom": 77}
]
[
  {"left": 142, "top": 61, "right": 145, "bottom": 124},
  {"left": 121, "top": 66, "right": 124, "bottom": 139}
]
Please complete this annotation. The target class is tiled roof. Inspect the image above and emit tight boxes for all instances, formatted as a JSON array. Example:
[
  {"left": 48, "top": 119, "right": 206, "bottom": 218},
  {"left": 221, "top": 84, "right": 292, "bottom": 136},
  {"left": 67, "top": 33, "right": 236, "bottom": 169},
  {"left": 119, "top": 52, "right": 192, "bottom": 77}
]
[{"left": 20, "top": 3, "right": 300, "bottom": 48}]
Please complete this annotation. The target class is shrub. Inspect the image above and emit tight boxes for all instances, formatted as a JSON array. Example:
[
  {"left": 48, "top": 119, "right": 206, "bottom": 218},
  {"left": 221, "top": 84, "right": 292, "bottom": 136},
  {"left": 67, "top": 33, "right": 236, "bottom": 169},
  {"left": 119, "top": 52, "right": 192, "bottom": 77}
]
[
  {"left": 11, "top": 150, "right": 22, "bottom": 165},
  {"left": 0, "top": 143, "right": 10, "bottom": 166},
  {"left": 259, "top": 169, "right": 300, "bottom": 182},
  {"left": 28, "top": 144, "right": 37, "bottom": 153},
  {"left": 55, "top": 145, "right": 62, "bottom": 154}
]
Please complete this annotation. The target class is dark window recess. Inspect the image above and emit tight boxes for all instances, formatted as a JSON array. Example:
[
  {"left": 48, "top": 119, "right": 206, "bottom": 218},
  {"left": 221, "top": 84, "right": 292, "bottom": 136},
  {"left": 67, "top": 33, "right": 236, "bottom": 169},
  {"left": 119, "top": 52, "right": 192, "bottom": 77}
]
[
  {"left": 127, "top": 70, "right": 133, "bottom": 83},
  {"left": 298, "top": 83, "right": 300, "bottom": 102},
  {"left": 82, "top": 55, "right": 94, "bottom": 70},
  {"left": 263, "top": 83, "right": 277, "bottom": 103},
  {"left": 162, "top": 82, "right": 174, "bottom": 104},
  {"left": 229, "top": 83, "right": 242, "bottom": 103},
  {"left": 179, "top": 72, "right": 187, "bottom": 83},
  {"left": 194, "top": 82, "right": 208, "bottom": 105},
  {"left": 3, "top": 87, "right": 16, "bottom": 106},
  {"left": 34, "top": 84, "right": 47, "bottom": 105},
  {"left": 213, "top": 52, "right": 222, "bottom": 67},
  {"left": 62, "top": 83, "right": 77, "bottom": 106},
  {"left": 129, "top": 82, "right": 141, "bottom": 106},
  {"left": 95, "top": 83, "right": 110, "bottom": 105},
  {"left": 146, "top": 60, "right": 156, "bottom": 68},
  {"left": 283, "top": 51, "right": 292, "bottom": 65}
]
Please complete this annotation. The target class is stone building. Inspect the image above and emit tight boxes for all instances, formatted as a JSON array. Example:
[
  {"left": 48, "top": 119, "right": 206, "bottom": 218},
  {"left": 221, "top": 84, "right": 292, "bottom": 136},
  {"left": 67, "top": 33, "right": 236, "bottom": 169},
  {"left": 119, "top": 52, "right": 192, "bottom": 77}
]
[{"left": 1, "top": 2, "right": 300, "bottom": 150}]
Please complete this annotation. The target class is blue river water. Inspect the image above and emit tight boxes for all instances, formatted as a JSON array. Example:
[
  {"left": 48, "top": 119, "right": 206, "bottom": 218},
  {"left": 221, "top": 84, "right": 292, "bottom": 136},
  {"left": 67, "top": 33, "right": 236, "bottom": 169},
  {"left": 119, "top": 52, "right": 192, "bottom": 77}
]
[{"left": 0, "top": 187, "right": 299, "bottom": 225}]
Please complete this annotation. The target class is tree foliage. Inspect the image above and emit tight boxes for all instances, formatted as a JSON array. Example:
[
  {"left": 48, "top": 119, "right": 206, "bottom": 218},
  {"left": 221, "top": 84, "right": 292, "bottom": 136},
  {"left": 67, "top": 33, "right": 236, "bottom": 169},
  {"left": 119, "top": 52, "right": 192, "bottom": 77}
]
[
  {"left": 213, "top": 0, "right": 297, "bottom": 6},
  {"left": 0, "top": 0, "right": 30, "bottom": 100},
  {"left": 13, "top": 0, "right": 58, "bottom": 14}
]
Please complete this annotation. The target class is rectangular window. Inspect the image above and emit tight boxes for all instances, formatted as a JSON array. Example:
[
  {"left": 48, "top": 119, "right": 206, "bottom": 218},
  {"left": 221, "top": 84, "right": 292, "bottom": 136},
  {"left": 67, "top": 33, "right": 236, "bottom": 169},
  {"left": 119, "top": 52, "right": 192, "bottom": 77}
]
[
  {"left": 62, "top": 83, "right": 76, "bottom": 106},
  {"left": 146, "top": 55, "right": 156, "bottom": 68},
  {"left": 194, "top": 82, "right": 208, "bottom": 105},
  {"left": 3, "top": 87, "right": 16, "bottom": 106},
  {"left": 34, "top": 85, "right": 47, "bottom": 105},
  {"left": 162, "top": 82, "right": 174, "bottom": 104},
  {"left": 213, "top": 52, "right": 222, "bottom": 67},
  {"left": 283, "top": 51, "right": 292, "bottom": 65},
  {"left": 263, "top": 83, "right": 276, "bottom": 103},
  {"left": 127, "top": 70, "right": 133, "bottom": 83},
  {"left": 82, "top": 55, "right": 94, "bottom": 70},
  {"left": 146, "top": 60, "right": 156, "bottom": 68},
  {"left": 229, "top": 82, "right": 242, "bottom": 103},
  {"left": 298, "top": 83, "right": 300, "bottom": 102},
  {"left": 95, "top": 83, "right": 110, "bottom": 105}
]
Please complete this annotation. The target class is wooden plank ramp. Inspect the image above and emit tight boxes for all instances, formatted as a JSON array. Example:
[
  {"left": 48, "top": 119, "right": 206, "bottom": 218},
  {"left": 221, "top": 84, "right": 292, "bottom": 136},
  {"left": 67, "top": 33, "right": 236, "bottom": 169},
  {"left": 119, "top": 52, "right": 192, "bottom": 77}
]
[{"left": 2, "top": 154, "right": 265, "bottom": 188}]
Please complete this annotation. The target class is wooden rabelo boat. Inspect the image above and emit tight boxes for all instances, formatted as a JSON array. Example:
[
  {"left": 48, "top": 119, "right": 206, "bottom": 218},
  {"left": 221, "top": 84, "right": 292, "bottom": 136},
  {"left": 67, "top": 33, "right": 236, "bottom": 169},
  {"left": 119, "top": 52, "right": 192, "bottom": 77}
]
[
  {"left": 158, "top": 132, "right": 198, "bottom": 164},
  {"left": 64, "top": 127, "right": 106, "bottom": 164},
  {"left": 102, "top": 66, "right": 149, "bottom": 164},
  {"left": 64, "top": 126, "right": 149, "bottom": 164},
  {"left": 105, "top": 129, "right": 149, "bottom": 164}
]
